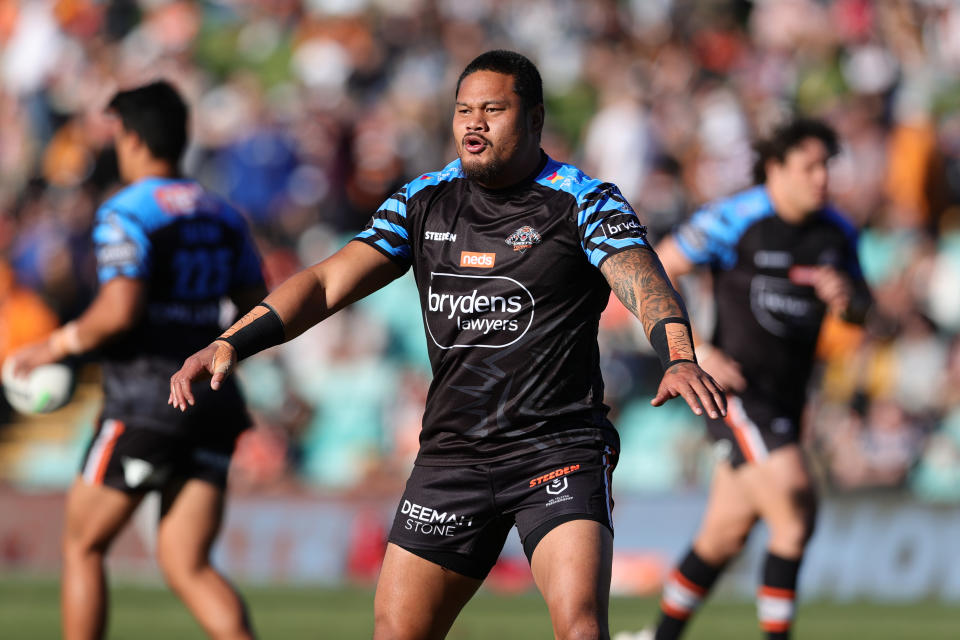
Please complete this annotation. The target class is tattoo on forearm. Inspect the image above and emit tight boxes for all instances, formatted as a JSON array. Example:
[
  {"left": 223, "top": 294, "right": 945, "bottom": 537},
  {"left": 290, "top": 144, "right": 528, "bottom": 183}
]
[
  {"left": 601, "top": 249, "right": 688, "bottom": 338},
  {"left": 665, "top": 323, "right": 695, "bottom": 361}
]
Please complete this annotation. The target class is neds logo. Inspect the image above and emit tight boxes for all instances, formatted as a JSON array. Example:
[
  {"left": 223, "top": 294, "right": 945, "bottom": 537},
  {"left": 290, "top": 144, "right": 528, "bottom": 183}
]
[
  {"left": 460, "top": 251, "right": 496, "bottom": 268},
  {"left": 424, "top": 273, "right": 535, "bottom": 350}
]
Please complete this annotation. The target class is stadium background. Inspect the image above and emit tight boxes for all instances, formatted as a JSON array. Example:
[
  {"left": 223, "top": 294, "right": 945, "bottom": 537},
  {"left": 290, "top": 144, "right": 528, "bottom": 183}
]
[{"left": 1, "top": 0, "right": 960, "bottom": 637}]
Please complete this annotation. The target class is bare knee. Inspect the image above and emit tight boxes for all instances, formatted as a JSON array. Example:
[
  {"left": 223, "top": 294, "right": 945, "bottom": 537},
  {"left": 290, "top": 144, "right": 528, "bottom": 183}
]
[
  {"left": 555, "top": 618, "right": 604, "bottom": 640},
  {"left": 159, "top": 565, "right": 194, "bottom": 595},
  {"left": 704, "top": 530, "right": 749, "bottom": 563},
  {"left": 157, "top": 546, "right": 205, "bottom": 593},
  {"left": 62, "top": 534, "right": 99, "bottom": 560},
  {"left": 372, "top": 612, "right": 421, "bottom": 640},
  {"left": 62, "top": 523, "right": 113, "bottom": 561},
  {"left": 695, "top": 521, "right": 753, "bottom": 565},
  {"left": 373, "top": 597, "right": 437, "bottom": 640},
  {"left": 548, "top": 602, "right": 606, "bottom": 640}
]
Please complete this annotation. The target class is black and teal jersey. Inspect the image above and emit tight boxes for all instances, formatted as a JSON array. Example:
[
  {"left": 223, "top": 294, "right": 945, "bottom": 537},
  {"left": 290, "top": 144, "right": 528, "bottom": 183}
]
[
  {"left": 674, "top": 185, "right": 865, "bottom": 415},
  {"left": 354, "top": 152, "right": 651, "bottom": 465},
  {"left": 93, "top": 177, "right": 264, "bottom": 431}
]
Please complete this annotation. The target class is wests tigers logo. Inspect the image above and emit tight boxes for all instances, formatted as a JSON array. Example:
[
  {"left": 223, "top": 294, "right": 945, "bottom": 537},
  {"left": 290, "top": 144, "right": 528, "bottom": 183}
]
[{"left": 505, "top": 226, "right": 542, "bottom": 253}]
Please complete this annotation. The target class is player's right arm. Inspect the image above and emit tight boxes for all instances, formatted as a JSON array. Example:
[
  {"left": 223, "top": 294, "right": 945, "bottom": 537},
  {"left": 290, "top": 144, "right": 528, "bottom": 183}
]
[
  {"left": 261, "top": 241, "right": 403, "bottom": 338},
  {"left": 8, "top": 277, "right": 146, "bottom": 376},
  {"left": 169, "top": 241, "right": 404, "bottom": 410},
  {"left": 9, "top": 197, "right": 151, "bottom": 376}
]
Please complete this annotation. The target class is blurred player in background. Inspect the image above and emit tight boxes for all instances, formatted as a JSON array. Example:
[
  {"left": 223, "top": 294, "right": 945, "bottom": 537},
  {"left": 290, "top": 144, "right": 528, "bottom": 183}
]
[
  {"left": 9, "top": 81, "right": 266, "bottom": 640},
  {"left": 626, "top": 119, "right": 872, "bottom": 640},
  {"left": 169, "top": 50, "right": 725, "bottom": 640}
]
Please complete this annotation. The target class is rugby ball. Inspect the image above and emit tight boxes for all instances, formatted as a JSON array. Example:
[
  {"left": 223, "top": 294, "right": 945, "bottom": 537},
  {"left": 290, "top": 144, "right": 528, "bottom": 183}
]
[{"left": 2, "top": 359, "right": 74, "bottom": 414}]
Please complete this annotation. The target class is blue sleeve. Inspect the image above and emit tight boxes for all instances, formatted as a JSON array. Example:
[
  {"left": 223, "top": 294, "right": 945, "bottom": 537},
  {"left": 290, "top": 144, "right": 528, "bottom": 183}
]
[
  {"left": 93, "top": 207, "right": 151, "bottom": 283},
  {"left": 351, "top": 188, "right": 412, "bottom": 272},
  {"left": 577, "top": 183, "right": 651, "bottom": 268},
  {"left": 673, "top": 203, "right": 739, "bottom": 269}
]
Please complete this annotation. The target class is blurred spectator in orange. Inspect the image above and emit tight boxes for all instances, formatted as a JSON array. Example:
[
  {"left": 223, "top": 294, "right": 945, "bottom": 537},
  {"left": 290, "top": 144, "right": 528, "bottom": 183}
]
[{"left": 0, "top": 258, "right": 58, "bottom": 367}]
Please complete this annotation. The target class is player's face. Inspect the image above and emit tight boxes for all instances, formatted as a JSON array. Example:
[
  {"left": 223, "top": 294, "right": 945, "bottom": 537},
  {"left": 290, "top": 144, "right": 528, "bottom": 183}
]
[
  {"left": 773, "top": 137, "right": 831, "bottom": 216},
  {"left": 453, "top": 70, "right": 542, "bottom": 188}
]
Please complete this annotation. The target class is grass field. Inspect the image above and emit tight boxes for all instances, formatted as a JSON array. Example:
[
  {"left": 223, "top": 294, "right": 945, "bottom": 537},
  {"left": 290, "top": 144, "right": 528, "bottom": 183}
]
[{"left": 2, "top": 575, "right": 958, "bottom": 639}]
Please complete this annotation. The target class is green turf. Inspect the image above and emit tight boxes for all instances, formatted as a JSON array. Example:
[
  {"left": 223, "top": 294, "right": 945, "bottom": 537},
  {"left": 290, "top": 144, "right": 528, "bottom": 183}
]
[{"left": 1, "top": 575, "right": 958, "bottom": 639}]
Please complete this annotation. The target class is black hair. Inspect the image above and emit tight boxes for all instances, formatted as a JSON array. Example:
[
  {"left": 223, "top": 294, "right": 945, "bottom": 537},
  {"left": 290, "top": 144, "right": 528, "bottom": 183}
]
[
  {"left": 752, "top": 118, "right": 839, "bottom": 184},
  {"left": 455, "top": 50, "right": 544, "bottom": 113},
  {"left": 107, "top": 80, "right": 188, "bottom": 166}
]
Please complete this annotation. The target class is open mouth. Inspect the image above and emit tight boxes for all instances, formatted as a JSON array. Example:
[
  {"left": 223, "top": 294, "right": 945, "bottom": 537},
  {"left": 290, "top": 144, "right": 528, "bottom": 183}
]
[{"left": 463, "top": 135, "right": 488, "bottom": 154}]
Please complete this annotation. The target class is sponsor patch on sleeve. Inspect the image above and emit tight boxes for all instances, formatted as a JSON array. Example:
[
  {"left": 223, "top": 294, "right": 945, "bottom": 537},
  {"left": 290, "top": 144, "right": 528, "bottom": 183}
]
[
  {"left": 600, "top": 211, "right": 647, "bottom": 239},
  {"left": 97, "top": 241, "right": 139, "bottom": 268}
]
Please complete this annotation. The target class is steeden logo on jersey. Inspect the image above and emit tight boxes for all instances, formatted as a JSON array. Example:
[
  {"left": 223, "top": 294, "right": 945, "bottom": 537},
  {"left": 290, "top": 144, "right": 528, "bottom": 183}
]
[
  {"left": 425, "top": 231, "right": 457, "bottom": 242},
  {"left": 529, "top": 464, "right": 581, "bottom": 488},
  {"left": 505, "top": 226, "right": 542, "bottom": 253}
]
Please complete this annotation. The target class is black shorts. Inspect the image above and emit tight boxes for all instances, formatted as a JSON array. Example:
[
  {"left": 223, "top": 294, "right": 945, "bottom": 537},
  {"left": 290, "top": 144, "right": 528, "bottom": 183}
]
[
  {"left": 706, "top": 394, "right": 801, "bottom": 468},
  {"left": 388, "top": 442, "right": 617, "bottom": 580},
  {"left": 79, "top": 417, "right": 241, "bottom": 492}
]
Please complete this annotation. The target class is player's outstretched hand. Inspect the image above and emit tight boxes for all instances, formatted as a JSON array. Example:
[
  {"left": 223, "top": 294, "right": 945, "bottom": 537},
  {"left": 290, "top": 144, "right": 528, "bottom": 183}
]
[
  {"left": 651, "top": 361, "right": 727, "bottom": 419},
  {"left": 8, "top": 340, "right": 59, "bottom": 378},
  {"left": 168, "top": 340, "right": 236, "bottom": 412}
]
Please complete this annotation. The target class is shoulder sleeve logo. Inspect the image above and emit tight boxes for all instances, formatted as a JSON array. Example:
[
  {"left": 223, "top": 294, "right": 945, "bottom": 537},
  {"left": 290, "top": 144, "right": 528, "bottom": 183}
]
[
  {"left": 505, "top": 226, "right": 542, "bottom": 253},
  {"left": 155, "top": 183, "right": 204, "bottom": 215}
]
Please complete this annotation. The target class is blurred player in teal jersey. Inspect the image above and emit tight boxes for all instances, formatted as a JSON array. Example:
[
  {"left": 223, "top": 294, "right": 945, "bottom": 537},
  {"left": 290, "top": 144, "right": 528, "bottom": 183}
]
[
  {"left": 10, "top": 81, "right": 265, "bottom": 640},
  {"left": 621, "top": 119, "right": 872, "bottom": 640}
]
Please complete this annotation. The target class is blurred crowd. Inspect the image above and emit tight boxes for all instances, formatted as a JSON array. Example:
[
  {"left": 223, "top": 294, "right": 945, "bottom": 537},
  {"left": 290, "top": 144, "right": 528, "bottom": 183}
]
[{"left": 2, "top": 0, "right": 960, "bottom": 500}]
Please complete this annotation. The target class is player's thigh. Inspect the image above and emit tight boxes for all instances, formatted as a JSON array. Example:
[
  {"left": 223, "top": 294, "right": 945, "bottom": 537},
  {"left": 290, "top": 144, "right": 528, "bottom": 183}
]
[
  {"left": 68, "top": 418, "right": 157, "bottom": 551},
  {"left": 529, "top": 519, "right": 613, "bottom": 631},
  {"left": 373, "top": 543, "right": 482, "bottom": 640},
  {"left": 377, "top": 461, "right": 506, "bottom": 639},
  {"left": 63, "top": 477, "right": 143, "bottom": 553},
  {"left": 696, "top": 460, "right": 758, "bottom": 545},
  {"left": 513, "top": 444, "right": 617, "bottom": 634},
  {"left": 705, "top": 396, "right": 810, "bottom": 524},
  {"left": 738, "top": 444, "right": 816, "bottom": 523},
  {"left": 155, "top": 418, "right": 239, "bottom": 566},
  {"left": 157, "top": 478, "right": 225, "bottom": 563}
]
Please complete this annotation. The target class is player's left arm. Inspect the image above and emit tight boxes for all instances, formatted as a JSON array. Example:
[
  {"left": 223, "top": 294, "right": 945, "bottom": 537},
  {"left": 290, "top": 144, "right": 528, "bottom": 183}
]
[
  {"left": 9, "top": 277, "right": 145, "bottom": 375},
  {"left": 600, "top": 247, "right": 726, "bottom": 418}
]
